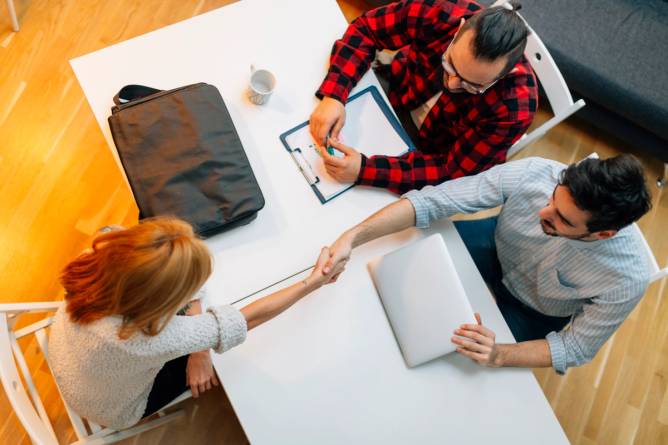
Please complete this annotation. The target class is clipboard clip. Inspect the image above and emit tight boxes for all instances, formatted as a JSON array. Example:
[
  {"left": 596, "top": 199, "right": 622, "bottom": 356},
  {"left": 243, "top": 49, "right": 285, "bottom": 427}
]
[{"left": 290, "top": 148, "right": 319, "bottom": 185}]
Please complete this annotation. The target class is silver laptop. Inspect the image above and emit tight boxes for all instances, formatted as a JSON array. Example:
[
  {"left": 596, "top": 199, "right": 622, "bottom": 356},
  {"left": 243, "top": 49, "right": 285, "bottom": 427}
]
[{"left": 368, "top": 234, "right": 477, "bottom": 368}]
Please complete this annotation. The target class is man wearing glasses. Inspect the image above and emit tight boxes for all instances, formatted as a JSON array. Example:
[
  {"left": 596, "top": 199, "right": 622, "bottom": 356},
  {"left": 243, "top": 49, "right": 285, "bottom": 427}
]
[{"left": 310, "top": 0, "right": 538, "bottom": 194}]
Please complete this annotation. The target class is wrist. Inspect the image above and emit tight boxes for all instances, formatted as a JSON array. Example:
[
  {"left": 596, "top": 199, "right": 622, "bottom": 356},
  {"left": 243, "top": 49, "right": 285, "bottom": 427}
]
[
  {"left": 492, "top": 345, "right": 505, "bottom": 367},
  {"left": 301, "top": 277, "right": 319, "bottom": 293},
  {"left": 344, "top": 228, "right": 360, "bottom": 249}
]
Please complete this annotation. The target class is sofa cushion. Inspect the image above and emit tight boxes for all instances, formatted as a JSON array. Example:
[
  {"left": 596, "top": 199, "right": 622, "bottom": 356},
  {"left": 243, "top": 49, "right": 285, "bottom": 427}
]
[{"left": 491, "top": 0, "right": 668, "bottom": 141}]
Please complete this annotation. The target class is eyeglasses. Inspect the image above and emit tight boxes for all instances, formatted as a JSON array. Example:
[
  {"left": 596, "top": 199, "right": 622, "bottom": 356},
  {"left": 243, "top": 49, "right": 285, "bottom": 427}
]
[{"left": 441, "top": 40, "right": 499, "bottom": 95}]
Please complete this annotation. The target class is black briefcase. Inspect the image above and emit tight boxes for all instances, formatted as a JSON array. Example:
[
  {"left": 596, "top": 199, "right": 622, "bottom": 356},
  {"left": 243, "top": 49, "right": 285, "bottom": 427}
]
[{"left": 108, "top": 83, "right": 265, "bottom": 237}]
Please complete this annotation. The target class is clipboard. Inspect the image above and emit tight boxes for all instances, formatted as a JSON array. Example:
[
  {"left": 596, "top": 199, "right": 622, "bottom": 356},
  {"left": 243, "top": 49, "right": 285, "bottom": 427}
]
[{"left": 279, "top": 86, "right": 415, "bottom": 204}]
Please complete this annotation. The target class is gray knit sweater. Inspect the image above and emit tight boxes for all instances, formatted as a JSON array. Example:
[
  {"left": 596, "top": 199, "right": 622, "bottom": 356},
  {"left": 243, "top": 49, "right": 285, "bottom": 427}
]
[{"left": 48, "top": 304, "right": 247, "bottom": 429}]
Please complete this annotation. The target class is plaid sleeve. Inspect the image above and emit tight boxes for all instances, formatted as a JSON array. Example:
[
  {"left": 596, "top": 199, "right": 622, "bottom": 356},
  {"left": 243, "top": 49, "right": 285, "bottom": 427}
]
[
  {"left": 316, "top": 0, "right": 445, "bottom": 104},
  {"left": 358, "top": 69, "right": 537, "bottom": 194},
  {"left": 357, "top": 116, "right": 531, "bottom": 195}
]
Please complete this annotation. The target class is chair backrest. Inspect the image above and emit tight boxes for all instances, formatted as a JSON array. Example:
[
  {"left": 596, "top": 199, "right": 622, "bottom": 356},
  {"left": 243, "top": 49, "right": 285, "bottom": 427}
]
[
  {"left": 0, "top": 302, "right": 194, "bottom": 445},
  {"left": 631, "top": 224, "right": 666, "bottom": 283},
  {"left": 491, "top": 0, "right": 575, "bottom": 116},
  {"left": 0, "top": 303, "right": 62, "bottom": 445},
  {"left": 491, "top": 1, "right": 586, "bottom": 157}
]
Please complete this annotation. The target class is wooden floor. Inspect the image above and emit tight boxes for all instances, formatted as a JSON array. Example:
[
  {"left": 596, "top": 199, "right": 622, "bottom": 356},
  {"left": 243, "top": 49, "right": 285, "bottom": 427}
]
[{"left": 0, "top": 1, "right": 666, "bottom": 444}]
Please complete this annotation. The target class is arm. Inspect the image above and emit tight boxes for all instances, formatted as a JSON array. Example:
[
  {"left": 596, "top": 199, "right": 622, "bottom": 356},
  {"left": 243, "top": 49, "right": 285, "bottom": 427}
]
[
  {"left": 545, "top": 284, "right": 645, "bottom": 374},
  {"left": 240, "top": 247, "right": 344, "bottom": 330},
  {"left": 358, "top": 117, "right": 529, "bottom": 195},
  {"left": 451, "top": 314, "right": 552, "bottom": 368},
  {"left": 311, "top": 0, "right": 448, "bottom": 144},
  {"left": 138, "top": 249, "right": 344, "bottom": 363},
  {"left": 455, "top": 280, "right": 646, "bottom": 372},
  {"left": 324, "top": 157, "right": 536, "bottom": 274},
  {"left": 324, "top": 198, "right": 416, "bottom": 274},
  {"left": 183, "top": 299, "right": 220, "bottom": 398},
  {"left": 316, "top": 0, "right": 443, "bottom": 104}
]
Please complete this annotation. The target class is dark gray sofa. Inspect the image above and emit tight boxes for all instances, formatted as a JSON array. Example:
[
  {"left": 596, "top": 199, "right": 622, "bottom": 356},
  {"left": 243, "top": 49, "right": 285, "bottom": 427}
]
[{"left": 364, "top": 0, "right": 668, "bottom": 168}]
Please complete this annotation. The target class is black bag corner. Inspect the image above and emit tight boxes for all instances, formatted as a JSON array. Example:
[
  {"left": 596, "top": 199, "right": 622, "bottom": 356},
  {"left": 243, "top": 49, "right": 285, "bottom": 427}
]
[{"left": 108, "top": 82, "right": 265, "bottom": 237}]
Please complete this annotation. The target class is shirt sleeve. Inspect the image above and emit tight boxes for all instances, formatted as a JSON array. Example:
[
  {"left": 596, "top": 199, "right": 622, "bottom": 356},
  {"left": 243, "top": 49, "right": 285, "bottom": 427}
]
[
  {"left": 129, "top": 305, "right": 247, "bottom": 362},
  {"left": 545, "top": 281, "right": 647, "bottom": 374},
  {"left": 316, "top": 0, "right": 447, "bottom": 103},
  {"left": 402, "top": 156, "right": 538, "bottom": 228},
  {"left": 357, "top": 105, "right": 532, "bottom": 195}
]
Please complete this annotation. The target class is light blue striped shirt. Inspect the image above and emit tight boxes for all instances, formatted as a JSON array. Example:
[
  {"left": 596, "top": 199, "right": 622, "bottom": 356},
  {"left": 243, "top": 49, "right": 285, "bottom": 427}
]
[{"left": 404, "top": 157, "right": 649, "bottom": 373}]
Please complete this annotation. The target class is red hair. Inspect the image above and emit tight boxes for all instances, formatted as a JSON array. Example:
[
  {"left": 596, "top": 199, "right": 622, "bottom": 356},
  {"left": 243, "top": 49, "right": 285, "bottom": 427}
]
[{"left": 60, "top": 217, "right": 211, "bottom": 339}]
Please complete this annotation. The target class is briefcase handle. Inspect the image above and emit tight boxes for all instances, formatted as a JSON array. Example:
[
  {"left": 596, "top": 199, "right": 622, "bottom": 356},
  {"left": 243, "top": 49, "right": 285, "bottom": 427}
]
[{"left": 113, "top": 85, "right": 162, "bottom": 106}]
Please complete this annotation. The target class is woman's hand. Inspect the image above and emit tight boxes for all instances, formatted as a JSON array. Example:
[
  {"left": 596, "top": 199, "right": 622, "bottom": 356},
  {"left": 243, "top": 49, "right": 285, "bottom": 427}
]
[
  {"left": 304, "top": 247, "right": 346, "bottom": 290},
  {"left": 186, "top": 350, "right": 219, "bottom": 398}
]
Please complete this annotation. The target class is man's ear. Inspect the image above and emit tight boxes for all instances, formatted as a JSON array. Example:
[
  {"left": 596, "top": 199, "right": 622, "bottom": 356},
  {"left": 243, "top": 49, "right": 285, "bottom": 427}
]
[
  {"left": 593, "top": 230, "right": 617, "bottom": 240},
  {"left": 459, "top": 18, "right": 466, "bottom": 28}
]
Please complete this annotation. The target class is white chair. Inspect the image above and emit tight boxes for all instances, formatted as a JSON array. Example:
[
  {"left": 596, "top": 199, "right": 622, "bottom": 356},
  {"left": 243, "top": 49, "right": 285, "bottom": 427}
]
[
  {"left": 0, "top": 302, "right": 192, "bottom": 445},
  {"left": 492, "top": 0, "right": 586, "bottom": 158},
  {"left": 636, "top": 226, "right": 668, "bottom": 283},
  {"left": 5, "top": 0, "right": 19, "bottom": 32}
]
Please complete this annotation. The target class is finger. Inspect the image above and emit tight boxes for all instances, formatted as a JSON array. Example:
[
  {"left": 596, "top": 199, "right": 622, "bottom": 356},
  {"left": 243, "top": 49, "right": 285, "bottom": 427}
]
[
  {"left": 451, "top": 336, "right": 488, "bottom": 353},
  {"left": 331, "top": 117, "right": 345, "bottom": 140},
  {"left": 328, "top": 138, "right": 355, "bottom": 155},
  {"left": 461, "top": 323, "right": 495, "bottom": 339},
  {"left": 329, "top": 268, "right": 344, "bottom": 283},
  {"left": 457, "top": 327, "right": 493, "bottom": 346},
  {"left": 312, "top": 121, "right": 333, "bottom": 148},
  {"left": 309, "top": 119, "right": 324, "bottom": 145},
  {"left": 191, "top": 383, "right": 199, "bottom": 398},
  {"left": 212, "top": 374, "right": 219, "bottom": 386},
  {"left": 309, "top": 119, "right": 318, "bottom": 142},
  {"left": 205, "top": 381, "right": 212, "bottom": 391},
  {"left": 323, "top": 245, "right": 344, "bottom": 274},
  {"left": 323, "top": 153, "right": 347, "bottom": 168},
  {"left": 320, "top": 124, "right": 333, "bottom": 146},
  {"left": 323, "top": 162, "right": 344, "bottom": 176},
  {"left": 199, "top": 383, "right": 206, "bottom": 395},
  {"left": 314, "top": 247, "right": 330, "bottom": 271},
  {"left": 455, "top": 347, "right": 488, "bottom": 363},
  {"left": 475, "top": 312, "right": 482, "bottom": 325}
]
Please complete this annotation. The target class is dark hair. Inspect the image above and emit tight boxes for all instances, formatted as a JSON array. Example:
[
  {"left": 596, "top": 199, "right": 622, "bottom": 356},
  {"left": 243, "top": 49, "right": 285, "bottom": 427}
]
[
  {"left": 559, "top": 155, "right": 652, "bottom": 232},
  {"left": 457, "top": 1, "right": 529, "bottom": 76}
]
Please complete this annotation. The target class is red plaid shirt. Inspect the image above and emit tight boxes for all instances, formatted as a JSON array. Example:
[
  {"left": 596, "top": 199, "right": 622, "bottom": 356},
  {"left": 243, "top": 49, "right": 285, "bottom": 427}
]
[{"left": 316, "top": 0, "right": 538, "bottom": 194}]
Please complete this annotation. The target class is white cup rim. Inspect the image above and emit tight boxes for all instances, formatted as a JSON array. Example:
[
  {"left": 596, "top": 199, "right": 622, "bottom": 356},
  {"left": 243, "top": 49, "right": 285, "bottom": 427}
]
[{"left": 250, "top": 69, "right": 276, "bottom": 95}]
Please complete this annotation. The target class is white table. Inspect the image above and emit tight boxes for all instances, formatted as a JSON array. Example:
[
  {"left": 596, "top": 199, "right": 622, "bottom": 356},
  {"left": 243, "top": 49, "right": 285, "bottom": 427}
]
[
  {"left": 218, "top": 219, "right": 568, "bottom": 444},
  {"left": 71, "top": 0, "right": 399, "bottom": 303},
  {"left": 70, "top": 0, "right": 568, "bottom": 443}
]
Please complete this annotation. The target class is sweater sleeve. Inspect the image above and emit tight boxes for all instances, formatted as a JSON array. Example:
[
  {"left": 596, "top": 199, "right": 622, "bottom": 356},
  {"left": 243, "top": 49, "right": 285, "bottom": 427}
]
[{"left": 126, "top": 305, "right": 247, "bottom": 362}]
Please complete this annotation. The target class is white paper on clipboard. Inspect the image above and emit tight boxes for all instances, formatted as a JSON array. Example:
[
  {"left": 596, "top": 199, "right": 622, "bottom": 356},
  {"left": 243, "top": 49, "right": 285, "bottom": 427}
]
[{"left": 282, "top": 88, "right": 413, "bottom": 203}]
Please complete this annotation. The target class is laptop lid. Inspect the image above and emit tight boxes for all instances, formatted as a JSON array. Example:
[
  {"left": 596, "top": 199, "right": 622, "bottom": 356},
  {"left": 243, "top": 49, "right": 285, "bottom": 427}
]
[{"left": 368, "top": 234, "right": 477, "bottom": 368}]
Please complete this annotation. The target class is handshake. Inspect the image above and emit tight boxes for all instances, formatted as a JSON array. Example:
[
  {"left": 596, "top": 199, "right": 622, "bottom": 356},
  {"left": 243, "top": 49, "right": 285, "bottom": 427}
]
[
  {"left": 304, "top": 198, "right": 415, "bottom": 290},
  {"left": 304, "top": 230, "right": 356, "bottom": 290}
]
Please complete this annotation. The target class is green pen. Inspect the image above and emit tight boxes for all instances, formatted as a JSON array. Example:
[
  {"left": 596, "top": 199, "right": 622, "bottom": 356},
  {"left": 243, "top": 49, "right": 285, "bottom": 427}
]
[
  {"left": 323, "top": 133, "right": 343, "bottom": 158},
  {"left": 324, "top": 133, "right": 335, "bottom": 156}
]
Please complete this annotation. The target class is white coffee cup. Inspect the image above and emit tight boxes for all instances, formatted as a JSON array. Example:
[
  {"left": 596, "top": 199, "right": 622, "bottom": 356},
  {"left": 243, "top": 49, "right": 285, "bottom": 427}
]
[{"left": 248, "top": 65, "right": 276, "bottom": 105}]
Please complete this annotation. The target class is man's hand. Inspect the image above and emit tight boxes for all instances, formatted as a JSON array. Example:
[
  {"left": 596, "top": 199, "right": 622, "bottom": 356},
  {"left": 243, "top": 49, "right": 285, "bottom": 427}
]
[
  {"left": 322, "top": 138, "right": 362, "bottom": 183},
  {"left": 323, "top": 231, "right": 355, "bottom": 279},
  {"left": 186, "top": 351, "right": 219, "bottom": 398},
  {"left": 451, "top": 313, "right": 502, "bottom": 367},
  {"left": 305, "top": 247, "right": 346, "bottom": 289},
  {"left": 310, "top": 97, "right": 346, "bottom": 145}
]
